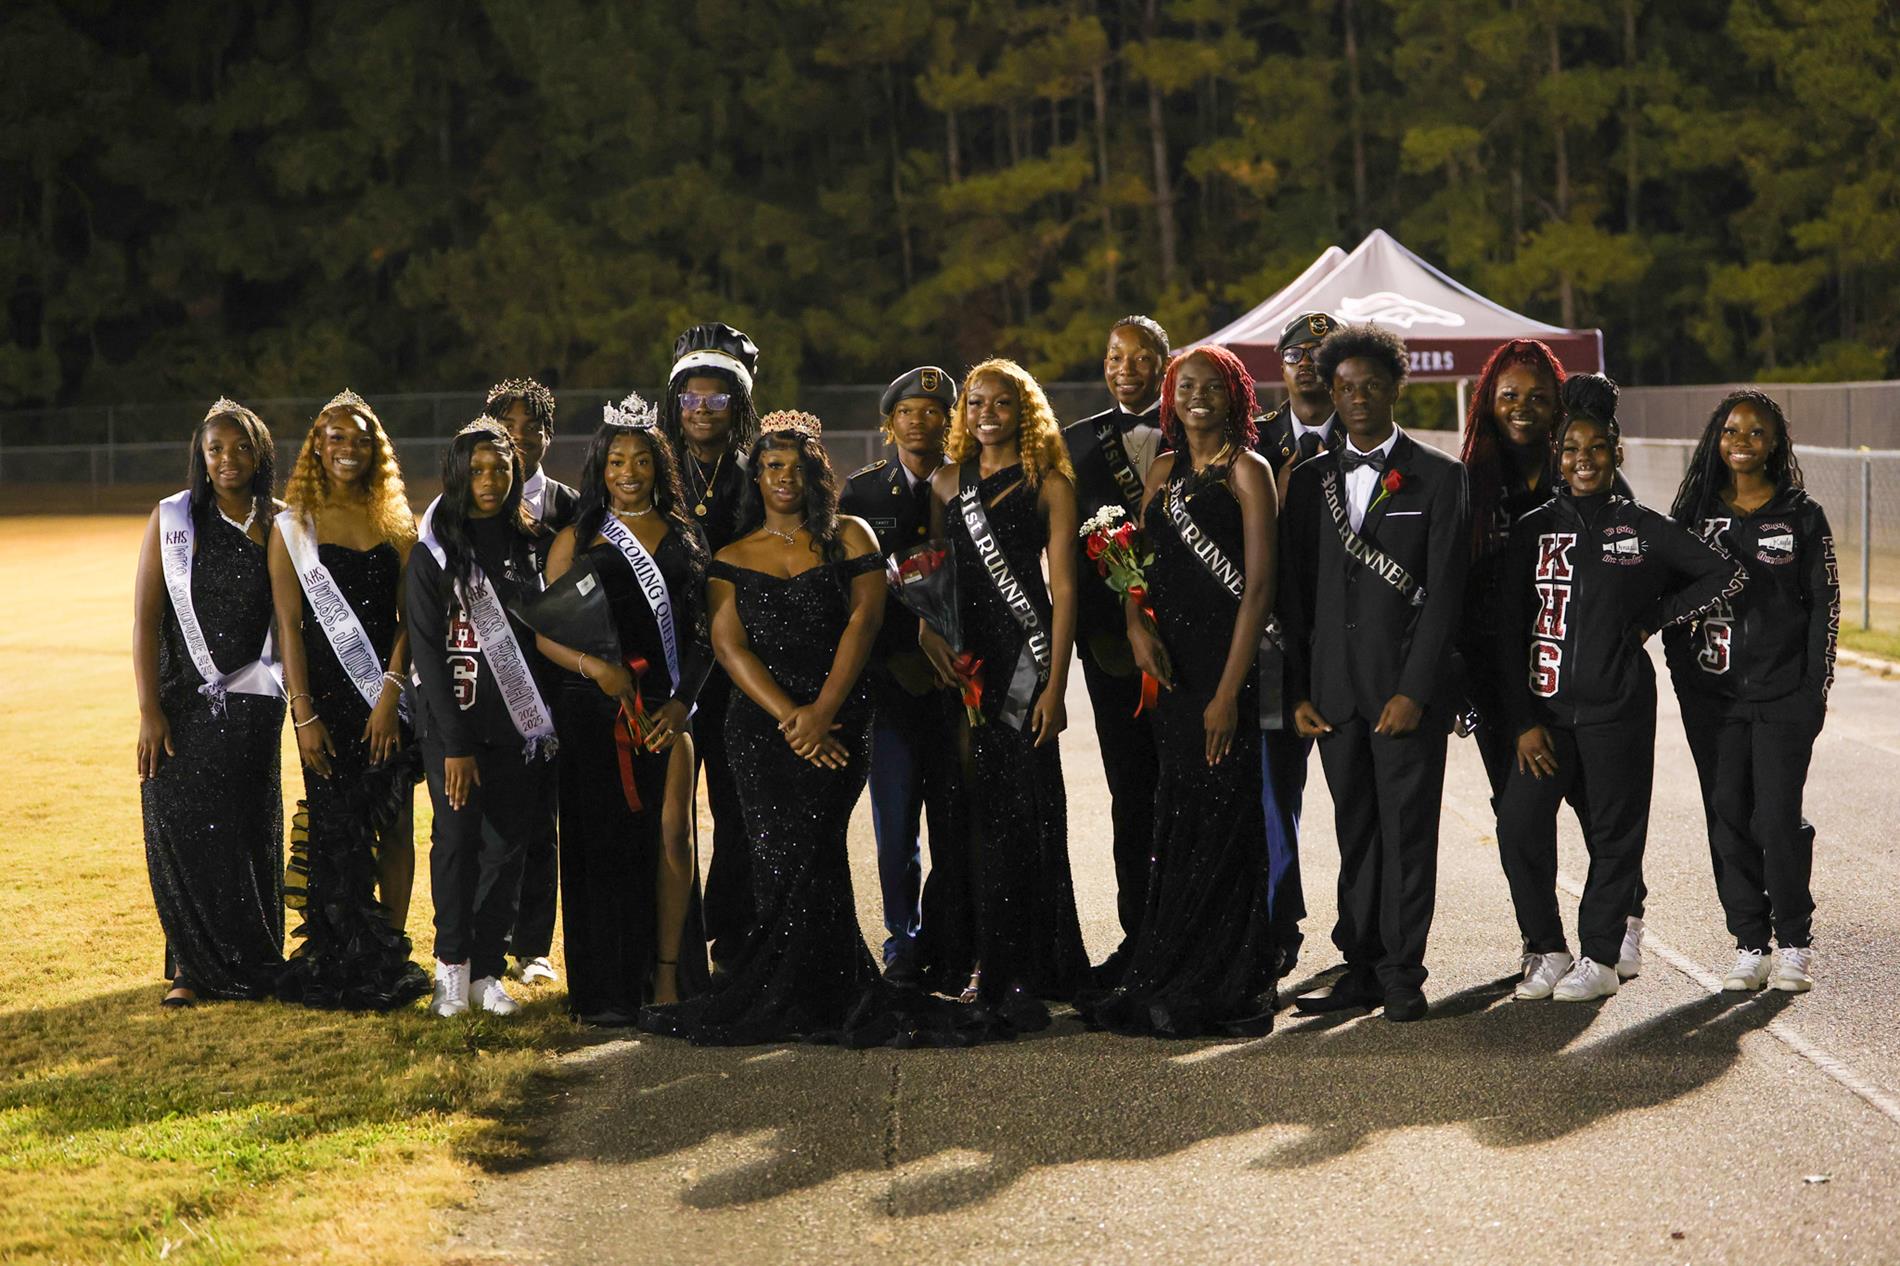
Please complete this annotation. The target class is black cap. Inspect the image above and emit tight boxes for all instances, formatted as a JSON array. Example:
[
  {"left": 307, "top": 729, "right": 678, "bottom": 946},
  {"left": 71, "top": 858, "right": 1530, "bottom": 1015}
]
[
  {"left": 670, "top": 322, "right": 760, "bottom": 392},
  {"left": 1279, "top": 312, "right": 1340, "bottom": 349},
  {"left": 880, "top": 365, "right": 958, "bottom": 416}
]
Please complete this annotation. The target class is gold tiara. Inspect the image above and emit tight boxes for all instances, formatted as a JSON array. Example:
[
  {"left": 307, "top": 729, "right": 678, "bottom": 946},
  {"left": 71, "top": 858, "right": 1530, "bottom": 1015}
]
[
  {"left": 486, "top": 377, "right": 556, "bottom": 416},
  {"left": 203, "top": 396, "right": 246, "bottom": 422},
  {"left": 604, "top": 390, "right": 660, "bottom": 430},
  {"left": 759, "top": 409, "right": 822, "bottom": 439}
]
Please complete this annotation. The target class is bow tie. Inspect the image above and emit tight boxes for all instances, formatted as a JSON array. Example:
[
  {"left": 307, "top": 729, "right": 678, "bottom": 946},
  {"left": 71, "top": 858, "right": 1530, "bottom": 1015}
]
[
  {"left": 1117, "top": 409, "right": 1150, "bottom": 434},
  {"left": 1339, "top": 446, "right": 1387, "bottom": 474}
]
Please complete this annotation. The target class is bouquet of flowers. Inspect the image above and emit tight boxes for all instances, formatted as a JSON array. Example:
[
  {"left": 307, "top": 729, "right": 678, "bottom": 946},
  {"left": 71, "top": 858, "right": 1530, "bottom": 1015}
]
[
  {"left": 1080, "top": 505, "right": 1162, "bottom": 715},
  {"left": 887, "top": 542, "right": 987, "bottom": 726}
]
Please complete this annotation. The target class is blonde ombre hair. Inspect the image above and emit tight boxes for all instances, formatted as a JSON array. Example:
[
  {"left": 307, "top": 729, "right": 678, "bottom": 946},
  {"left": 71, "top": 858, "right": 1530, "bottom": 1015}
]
[
  {"left": 283, "top": 398, "right": 417, "bottom": 545},
  {"left": 945, "top": 358, "right": 1073, "bottom": 489}
]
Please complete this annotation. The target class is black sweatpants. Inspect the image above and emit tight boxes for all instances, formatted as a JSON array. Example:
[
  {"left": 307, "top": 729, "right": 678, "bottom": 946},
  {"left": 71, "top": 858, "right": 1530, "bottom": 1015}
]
[
  {"left": 1680, "top": 705, "right": 1817, "bottom": 951},
  {"left": 1495, "top": 713, "right": 1654, "bottom": 968},
  {"left": 508, "top": 779, "right": 558, "bottom": 961},
  {"left": 1473, "top": 716, "right": 1646, "bottom": 921},
  {"left": 425, "top": 741, "right": 550, "bottom": 981},
  {"left": 695, "top": 670, "right": 753, "bottom": 968},
  {"left": 1077, "top": 642, "right": 1160, "bottom": 952},
  {"left": 1316, "top": 716, "right": 1447, "bottom": 994}
]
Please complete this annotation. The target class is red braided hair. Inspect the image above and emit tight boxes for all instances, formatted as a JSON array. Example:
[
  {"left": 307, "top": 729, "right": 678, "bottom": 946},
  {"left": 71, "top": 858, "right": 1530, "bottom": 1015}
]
[
  {"left": 1160, "top": 344, "right": 1260, "bottom": 452},
  {"left": 1460, "top": 338, "right": 1568, "bottom": 560}
]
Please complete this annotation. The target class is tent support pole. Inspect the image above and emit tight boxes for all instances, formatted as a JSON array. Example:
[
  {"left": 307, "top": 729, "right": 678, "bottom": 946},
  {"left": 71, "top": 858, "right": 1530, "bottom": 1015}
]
[{"left": 1455, "top": 376, "right": 1469, "bottom": 430}]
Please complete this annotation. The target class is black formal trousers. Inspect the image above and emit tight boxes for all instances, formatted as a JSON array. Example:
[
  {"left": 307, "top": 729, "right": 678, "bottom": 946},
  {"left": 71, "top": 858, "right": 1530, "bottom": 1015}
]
[
  {"left": 1077, "top": 641, "right": 1160, "bottom": 948},
  {"left": 508, "top": 780, "right": 558, "bottom": 961},
  {"left": 1315, "top": 716, "right": 1447, "bottom": 994},
  {"left": 424, "top": 739, "right": 549, "bottom": 981},
  {"left": 695, "top": 669, "right": 752, "bottom": 967},
  {"left": 1680, "top": 704, "right": 1817, "bottom": 950},
  {"left": 1494, "top": 713, "right": 1654, "bottom": 968}
]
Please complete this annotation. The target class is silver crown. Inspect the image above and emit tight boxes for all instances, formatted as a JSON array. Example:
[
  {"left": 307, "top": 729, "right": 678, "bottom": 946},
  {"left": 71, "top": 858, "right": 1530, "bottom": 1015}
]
[
  {"left": 203, "top": 396, "right": 246, "bottom": 422},
  {"left": 604, "top": 390, "right": 660, "bottom": 430},
  {"left": 324, "top": 388, "right": 372, "bottom": 415}
]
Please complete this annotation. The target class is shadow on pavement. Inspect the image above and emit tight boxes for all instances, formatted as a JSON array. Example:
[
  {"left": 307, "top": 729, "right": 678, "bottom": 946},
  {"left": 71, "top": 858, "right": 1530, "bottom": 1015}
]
[{"left": 503, "top": 980, "right": 1794, "bottom": 1217}]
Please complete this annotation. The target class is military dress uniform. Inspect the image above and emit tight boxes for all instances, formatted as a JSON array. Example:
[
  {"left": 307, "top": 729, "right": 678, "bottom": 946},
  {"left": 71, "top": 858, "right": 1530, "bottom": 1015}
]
[{"left": 841, "top": 441, "right": 960, "bottom": 968}]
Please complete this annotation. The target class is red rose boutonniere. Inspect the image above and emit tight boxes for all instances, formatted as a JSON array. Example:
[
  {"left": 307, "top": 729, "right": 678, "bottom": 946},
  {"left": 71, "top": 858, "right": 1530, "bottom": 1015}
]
[{"left": 1369, "top": 467, "right": 1403, "bottom": 514}]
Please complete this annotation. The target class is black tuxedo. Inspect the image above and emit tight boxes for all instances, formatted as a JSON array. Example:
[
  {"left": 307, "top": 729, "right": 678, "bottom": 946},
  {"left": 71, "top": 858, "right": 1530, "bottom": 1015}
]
[
  {"left": 1278, "top": 429, "right": 1470, "bottom": 996},
  {"left": 840, "top": 457, "right": 958, "bottom": 964},
  {"left": 1060, "top": 404, "right": 1162, "bottom": 966}
]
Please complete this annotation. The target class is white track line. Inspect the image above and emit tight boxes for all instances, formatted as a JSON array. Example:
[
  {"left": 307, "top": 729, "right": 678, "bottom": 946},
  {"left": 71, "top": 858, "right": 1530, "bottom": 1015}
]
[{"left": 1551, "top": 869, "right": 1900, "bottom": 1131}]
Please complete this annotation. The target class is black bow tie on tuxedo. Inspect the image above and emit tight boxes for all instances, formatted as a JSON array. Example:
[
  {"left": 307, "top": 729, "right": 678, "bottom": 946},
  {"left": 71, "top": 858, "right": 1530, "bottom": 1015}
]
[{"left": 1339, "top": 446, "right": 1387, "bottom": 474}]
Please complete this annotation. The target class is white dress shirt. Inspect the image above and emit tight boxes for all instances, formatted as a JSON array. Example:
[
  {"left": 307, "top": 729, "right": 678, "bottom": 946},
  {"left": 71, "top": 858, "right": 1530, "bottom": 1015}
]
[
  {"left": 1121, "top": 396, "right": 1164, "bottom": 478},
  {"left": 1343, "top": 426, "right": 1401, "bottom": 533},
  {"left": 520, "top": 467, "right": 548, "bottom": 522}
]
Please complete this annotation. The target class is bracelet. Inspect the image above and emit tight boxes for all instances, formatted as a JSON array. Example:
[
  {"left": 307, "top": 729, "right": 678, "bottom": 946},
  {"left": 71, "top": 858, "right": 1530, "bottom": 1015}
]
[
  {"left": 293, "top": 713, "right": 322, "bottom": 730},
  {"left": 576, "top": 652, "right": 592, "bottom": 678},
  {"left": 287, "top": 692, "right": 311, "bottom": 706},
  {"left": 381, "top": 671, "right": 404, "bottom": 690}
]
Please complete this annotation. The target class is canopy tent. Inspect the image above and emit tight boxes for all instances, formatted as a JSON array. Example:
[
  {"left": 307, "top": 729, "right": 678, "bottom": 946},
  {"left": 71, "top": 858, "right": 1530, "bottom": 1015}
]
[{"left": 1199, "top": 228, "right": 1604, "bottom": 383}]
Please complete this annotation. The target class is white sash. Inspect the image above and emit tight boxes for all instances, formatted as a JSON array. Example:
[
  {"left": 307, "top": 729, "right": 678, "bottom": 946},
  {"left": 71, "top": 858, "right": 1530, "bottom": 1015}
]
[
  {"left": 417, "top": 498, "right": 558, "bottom": 759},
  {"left": 521, "top": 468, "right": 548, "bottom": 521},
  {"left": 158, "top": 491, "right": 283, "bottom": 713},
  {"left": 598, "top": 515, "right": 682, "bottom": 698},
  {"left": 275, "top": 509, "right": 397, "bottom": 712}
]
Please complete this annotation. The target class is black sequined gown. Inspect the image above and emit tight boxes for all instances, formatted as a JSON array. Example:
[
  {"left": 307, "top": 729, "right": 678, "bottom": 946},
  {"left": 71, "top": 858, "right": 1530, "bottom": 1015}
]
[
  {"left": 276, "top": 542, "right": 430, "bottom": 1010},
  {"left": 142, "top": 510, "right": 286, "bottom": 999},
  {"left": 1080, "top": 471, "right": 1277, "bottom": 1037},
  {"left": 557, "top": 534, "right": 713, "bottom": 1023},
  {"left": 916, "top": 465, "right": 1088, "bottom": 1019},
  {"left": 639, "top": 552, "right": 883, "bottom": 1045}
]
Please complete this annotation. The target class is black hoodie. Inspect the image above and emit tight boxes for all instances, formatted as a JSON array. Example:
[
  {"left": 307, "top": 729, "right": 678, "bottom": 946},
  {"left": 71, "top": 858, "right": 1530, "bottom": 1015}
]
[
  {"left": 1498, "top": 492, "right": 1743, "bottom": 731},
  {"left": 1663, "top": 486, "right": 1838, "bottom": 724}
]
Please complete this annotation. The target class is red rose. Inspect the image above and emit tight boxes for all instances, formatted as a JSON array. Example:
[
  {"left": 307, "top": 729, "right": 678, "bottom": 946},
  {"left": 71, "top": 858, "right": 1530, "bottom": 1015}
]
[
  {"left": 1127, "top": 584, "right": 1147, "bottom": 606},
  {"left": 1112, "top": 523, "right": 1135, "bottom": 548},
  {"left": 1086, "top": 534, "right": 1107, "bottom": 560},
  {"left": 1383, "top": 469, "right": 1403, "bottom": 493},
  {"left": 1095, "top": 559, "right": 1109, "bottom": 577}
]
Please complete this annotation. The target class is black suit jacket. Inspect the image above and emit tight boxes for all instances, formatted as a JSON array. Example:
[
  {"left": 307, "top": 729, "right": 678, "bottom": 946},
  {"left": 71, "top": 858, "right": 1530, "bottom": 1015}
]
[
  {"left": 1062, "top": 405, "right": 1160, "bottom": 647},
  {"left": 1278, "top": 431, "right": 1470, "bottom": 726},
  {"left": 538, "top": 478, "right": 580, "bottom": 533},
  {"left": 1253, "top": 405, "right": 1340, "bottom": 477}
]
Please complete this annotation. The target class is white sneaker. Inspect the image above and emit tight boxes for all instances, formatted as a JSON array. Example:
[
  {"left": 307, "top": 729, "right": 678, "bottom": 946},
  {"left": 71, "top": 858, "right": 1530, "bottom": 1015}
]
[
  {"left": 518, "top": 956, "right": 559, "bottom": 985},
  {"left": 429, "top": 960, "right": 470, "bottom": 1017},
  {"left": 1722, "top": 949, "right": 1773, "bottom": 992},
  {"left": 1771, "top": 946, "right": 1814, "bottom": 993},
  {"left": 471, "top": 975, "right": 521, "bottom": 1016},
  {"left": 1515, "top": 950, "right": 1576, "bottom": 1000},
  {"left": 1617, "top": 917, "right": 1644, "bottom": 980},
  {"left": 1552, "top": 957, "right": 1620, "bottom": 1002}
]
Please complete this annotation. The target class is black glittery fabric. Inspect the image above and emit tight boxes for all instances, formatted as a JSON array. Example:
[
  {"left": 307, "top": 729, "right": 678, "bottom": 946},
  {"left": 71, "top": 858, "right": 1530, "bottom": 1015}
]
[
  {"left": 639, "top": 551, "right": 884, "bottom": 1045},
  {"left": 276, "top": 541, "right": 430, "bottom": 1011},
  {"left": 916, "top": 465, "right": 1088, "bottom": 1020},
  {"left": 1078, "top": 470, "right": 1277, "bottom": 1037},
  {"left": 557, "top": 535, "right": 713, "bottom": 1022},
  {"left": 141, "top": 511, "right": 286, "bottom": 1000}
]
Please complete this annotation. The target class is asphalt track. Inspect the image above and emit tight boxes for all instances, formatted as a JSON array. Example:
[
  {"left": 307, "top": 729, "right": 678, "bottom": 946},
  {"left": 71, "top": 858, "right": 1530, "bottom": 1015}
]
[{"left": 445, "top": 653, "right": 1900, "bottom": 1265}]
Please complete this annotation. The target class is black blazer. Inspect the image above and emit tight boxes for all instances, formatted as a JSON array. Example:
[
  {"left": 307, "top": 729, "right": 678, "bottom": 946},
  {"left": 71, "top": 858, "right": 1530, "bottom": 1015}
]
[
  {"left": 1253, "top": 405, "right": 1340, "bottom": 477},
  {"left": 1278, "top": 430, "right": 1471, "bottom": 726},
  {"left": 840, "top": 456, "right": 933, "bottom": 668},
  {"left": 538, "top": 478, "right": 580, "bottom": 533}
]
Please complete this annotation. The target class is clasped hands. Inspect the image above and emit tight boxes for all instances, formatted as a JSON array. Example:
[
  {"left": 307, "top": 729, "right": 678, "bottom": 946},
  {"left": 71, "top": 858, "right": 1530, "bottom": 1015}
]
[{"left": 779, "top": 703, "right": 848, "bottom": 769}]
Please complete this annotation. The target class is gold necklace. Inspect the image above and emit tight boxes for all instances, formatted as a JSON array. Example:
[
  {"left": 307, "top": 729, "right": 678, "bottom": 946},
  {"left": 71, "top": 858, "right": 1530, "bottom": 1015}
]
[
  {"left": 690, "top": 449, "right": 726, "bottom": 518},
  {"left": 761, "top": 524, "right": 798, "bottom": 544}
]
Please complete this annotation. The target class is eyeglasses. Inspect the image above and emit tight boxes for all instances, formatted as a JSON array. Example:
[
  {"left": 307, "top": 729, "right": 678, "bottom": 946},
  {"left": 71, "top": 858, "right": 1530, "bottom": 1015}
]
[
  {"left": 679, "top": 392, "right": 732, "bottom": 412},
  {"left": 1280, "top": 346, "right": 1316, "bottom": 366}
]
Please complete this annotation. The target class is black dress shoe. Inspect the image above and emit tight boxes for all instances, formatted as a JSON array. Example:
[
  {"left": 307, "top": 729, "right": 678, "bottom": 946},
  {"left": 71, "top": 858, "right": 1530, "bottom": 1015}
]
[
  {"left": 1382, "top": 989, "right": 1428, "bottom": 1023},
  {"left": 1293, "top": 967, "right": 1379, "bottom": 1014}
]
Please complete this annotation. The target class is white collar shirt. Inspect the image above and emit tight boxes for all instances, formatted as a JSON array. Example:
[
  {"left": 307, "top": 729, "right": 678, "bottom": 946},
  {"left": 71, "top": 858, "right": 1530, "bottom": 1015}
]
[{"left": 1343, "top": 426, "right": 1401, "bottom": 533}]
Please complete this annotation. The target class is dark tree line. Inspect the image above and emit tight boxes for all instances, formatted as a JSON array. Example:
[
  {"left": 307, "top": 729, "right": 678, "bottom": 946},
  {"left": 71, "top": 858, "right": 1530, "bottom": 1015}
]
[{"left": 3, "top": 0, "right": 1896, "bottom": 439}]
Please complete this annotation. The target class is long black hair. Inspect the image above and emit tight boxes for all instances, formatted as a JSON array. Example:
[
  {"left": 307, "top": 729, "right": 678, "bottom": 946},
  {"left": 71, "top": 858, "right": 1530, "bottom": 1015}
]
[
  {"left": 736, "top": 429, "right": 846, "bottom": 564},
  {"left": 572, "top": 423, "right": 704, "bottom": 559},
  {"left": 1668, "top": 389, "right": 1805, "bottom": 525},
  {"left": 432, "top": 417, "right": 535, "bottom": 624},
  {"left": 662, "top": 364, "right": 761, "bottom": 461},
  {"left": 188, "top": 401, "right": 276, "bottom": 531}
]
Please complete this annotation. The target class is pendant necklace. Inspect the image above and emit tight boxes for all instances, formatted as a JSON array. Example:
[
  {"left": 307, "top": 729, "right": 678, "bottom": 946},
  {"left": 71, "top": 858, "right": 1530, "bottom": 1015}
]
[{"left": 690, "top": 449, "right": 726, "bottom": 518}]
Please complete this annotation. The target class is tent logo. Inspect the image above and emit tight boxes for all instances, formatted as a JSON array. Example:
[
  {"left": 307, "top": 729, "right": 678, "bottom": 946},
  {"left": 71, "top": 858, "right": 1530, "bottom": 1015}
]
[{"left": 1340, "top": 291, "right": 1466, "bottom": 329}]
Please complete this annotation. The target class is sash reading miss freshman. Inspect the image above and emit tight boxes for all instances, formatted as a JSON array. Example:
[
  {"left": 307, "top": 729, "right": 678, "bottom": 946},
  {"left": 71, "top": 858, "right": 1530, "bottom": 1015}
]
[
  {"left": 1162, "top": 476, "right": 1284, "bottom": 728},
  {"left": 159, "top": 491, "right": 283, "bottom": 713},
  {"left": 1319, "top": 466, "right": 1427, "bottom": 607},
  {"left": 275, "top": 509, "right": 406, "bottom": 718},
  {"left": 416, "top": 498, "right": 557, "bottom": 760},
  {"left": 597, "top": 514, "right": 684, "bottom": 704},
  {"left": 956, "top": 466, "right": 1052, "bottom": 731}
]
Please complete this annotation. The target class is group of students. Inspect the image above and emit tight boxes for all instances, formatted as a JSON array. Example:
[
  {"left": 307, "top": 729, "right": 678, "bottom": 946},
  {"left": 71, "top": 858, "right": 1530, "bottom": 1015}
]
[{"left": 133, "top": 310, "right": 1837, "bottom": 1040}]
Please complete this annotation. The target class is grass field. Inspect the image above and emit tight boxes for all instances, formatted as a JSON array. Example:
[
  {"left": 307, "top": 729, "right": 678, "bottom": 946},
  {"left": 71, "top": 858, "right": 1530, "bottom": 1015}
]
[{"left": 0, "top": 516, "right": 583, "bottom": 1264}]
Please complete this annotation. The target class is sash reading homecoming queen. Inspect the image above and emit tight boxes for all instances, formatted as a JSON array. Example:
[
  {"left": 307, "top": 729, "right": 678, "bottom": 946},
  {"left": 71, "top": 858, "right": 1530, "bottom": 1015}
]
[
  {"left": 956, "top": 467, "right": 1052, "bottom": 731},
  {"left": 416, "top": 498, "right": 557, "bottom": 760},
  {"left": 275, "top": 508, "right": 403, "bottom": 717},
  {"left": 597, "top": 514, "right": 683, "bottom": 703},
  {"left": 159, "top": 491, "right": 283, "bottom": 714}
]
